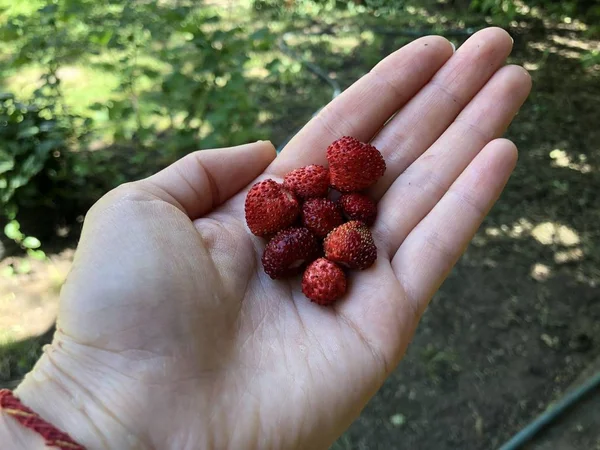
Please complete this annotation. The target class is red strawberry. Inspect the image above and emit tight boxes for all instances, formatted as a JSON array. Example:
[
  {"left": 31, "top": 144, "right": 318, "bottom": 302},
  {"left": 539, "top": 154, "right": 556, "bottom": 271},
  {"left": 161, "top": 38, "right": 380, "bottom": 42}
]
[
  {"left": 262, "top": 227, "right": 320, "bottom": 279},
  {"left": 324, "top": 221, "right": 377, "bottom": 270},
  {"left": 302, "top": 258, "right": 347, "bottom": 305},
  {"left": 339, "top": 193, "right": 377, "bottom": 226},
  {"left": 301, "top": 198, "right": 344, "bottom": 238},
  {"left": 245, "top": 179, "right": 300, "bottom": 236},
  {"left": 283, "top": 165, "right": 330, "bottom": 199},
  {"left": 327, "top": 136, "right": 385, "bottom": 192}
]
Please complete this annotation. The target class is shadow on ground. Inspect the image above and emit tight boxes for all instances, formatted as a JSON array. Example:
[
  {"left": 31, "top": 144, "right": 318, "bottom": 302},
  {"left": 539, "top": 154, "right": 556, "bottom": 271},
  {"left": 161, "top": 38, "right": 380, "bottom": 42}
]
[{"left": 331, "top": 18, "right": 600, "bottom": 450}]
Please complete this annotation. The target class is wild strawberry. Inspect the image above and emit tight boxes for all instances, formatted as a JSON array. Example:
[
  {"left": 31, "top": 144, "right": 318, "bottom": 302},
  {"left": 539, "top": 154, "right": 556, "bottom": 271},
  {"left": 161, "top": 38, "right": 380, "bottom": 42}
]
[
  {"left": 301, "top": 198, "right": 344, "bottom": 238},
  {"left": 302, "top": 258, "right": 347, "bottom": 305},
  {"left": 327, "top": 136, "right": 385, "bottom": 192},
  {"left": 324, "top": 221, "right": 377, "bottom": 270},
  {"left": 262, "top": 227, "right": 320, "bottom": 279},
  {"left": 283, "top": 165, "right": 330, "bottom": 199},
  {"left": 245, "top": 179, "right": 300, "bottom": 236},
  {"left": 338, "top": 193, "right": 377, "bottom": 226}
]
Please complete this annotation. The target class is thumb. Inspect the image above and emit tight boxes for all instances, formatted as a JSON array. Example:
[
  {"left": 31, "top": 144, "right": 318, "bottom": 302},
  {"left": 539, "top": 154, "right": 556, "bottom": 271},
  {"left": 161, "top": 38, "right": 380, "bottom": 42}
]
[{"left": 141, "top": 140, "right": 277, "bottom": 219}]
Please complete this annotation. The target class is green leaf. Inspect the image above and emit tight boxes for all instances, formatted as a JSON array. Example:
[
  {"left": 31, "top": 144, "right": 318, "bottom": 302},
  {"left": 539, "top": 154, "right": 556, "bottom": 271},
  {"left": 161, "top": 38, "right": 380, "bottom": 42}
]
[
  {"left": 38, "top": 121, "right": 57, "bottom": 132},
  {"left": 0, "top": 157, "right": 14, "bottom": 175},
  {"left": 16, "top": 126, "right": 40, "bottom": 139},
  {"left": 17, "top": 260, "right": 31, "bottom": 274},
  {"left": 17, "top": 153, "right": 48, "bottom": 182},
  {"left": 1, "top": 265, "right": 14, "bottom": 278},
  {"left": 89, "top": 102, "right": 106, "bottom": 111},
  {"left": 96, "top": 30, "right": 113, "bottom": 46},
  {"left": 27, "top": 249, "right": 46, "bottom": 260},
  {"left": 4, "top": 203, "right": 17, "bottom": 220},
  {"left": 4, "top": 220, "right": 23, "bottom": 241},
  {"left": 250, "top": 27, "right": 269, "bottom": 41},
  {"left": 22, "top": 236, "right": 41, "bottom": 249}
]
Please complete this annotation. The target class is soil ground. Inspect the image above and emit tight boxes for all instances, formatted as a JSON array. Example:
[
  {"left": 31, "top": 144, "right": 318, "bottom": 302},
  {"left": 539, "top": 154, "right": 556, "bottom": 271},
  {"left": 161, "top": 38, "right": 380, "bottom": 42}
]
[
  {"left": 530, "top": 354, "right": 600, "bottom": 450},
  {"left": 331, "top": 21, "right": 600, "bottom": 450},
  {"left": 1, "top": 10, "right": 600, "bottom": 450}
]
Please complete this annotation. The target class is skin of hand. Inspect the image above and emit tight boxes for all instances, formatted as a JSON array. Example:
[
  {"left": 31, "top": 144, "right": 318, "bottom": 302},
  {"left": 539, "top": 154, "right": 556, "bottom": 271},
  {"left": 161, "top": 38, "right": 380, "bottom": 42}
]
[{"left": 9, "top": 28, "right": 531, "bottom": 450}]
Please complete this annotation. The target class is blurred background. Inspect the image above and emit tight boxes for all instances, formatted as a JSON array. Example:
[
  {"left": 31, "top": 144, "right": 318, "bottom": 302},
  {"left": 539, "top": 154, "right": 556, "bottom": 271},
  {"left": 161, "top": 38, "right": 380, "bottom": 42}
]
[{"left": 0, "top": 0, "right": 599, "bottom": 448}]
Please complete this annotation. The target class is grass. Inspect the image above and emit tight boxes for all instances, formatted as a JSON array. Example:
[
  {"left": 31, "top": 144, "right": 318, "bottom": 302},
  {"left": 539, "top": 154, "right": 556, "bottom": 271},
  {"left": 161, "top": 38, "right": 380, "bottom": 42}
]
[
  {"left": 0, "top": 0, "right": 43, "bottom": 17},
  {"left": 7, "top": 65, "right": 120, "bottom": 115},
  {"left": 0, "top": 330, "right": 45, "bottom": 387},
  {"left": 0, "top": 1, "right": 455, "bottom": 146}
]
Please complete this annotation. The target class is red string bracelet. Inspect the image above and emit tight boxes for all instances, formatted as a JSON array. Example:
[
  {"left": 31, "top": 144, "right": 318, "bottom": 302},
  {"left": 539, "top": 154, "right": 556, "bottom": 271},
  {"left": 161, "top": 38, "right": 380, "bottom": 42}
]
[{"left": 0, "top": 389, "right": 86, "bottom": 449}]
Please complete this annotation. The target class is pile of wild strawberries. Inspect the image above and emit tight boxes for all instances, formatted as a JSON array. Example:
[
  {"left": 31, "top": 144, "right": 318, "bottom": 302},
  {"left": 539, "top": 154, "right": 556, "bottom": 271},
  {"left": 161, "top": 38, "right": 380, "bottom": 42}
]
[{"left": 244, "top": 136, "right": 386, "bottom": 305}]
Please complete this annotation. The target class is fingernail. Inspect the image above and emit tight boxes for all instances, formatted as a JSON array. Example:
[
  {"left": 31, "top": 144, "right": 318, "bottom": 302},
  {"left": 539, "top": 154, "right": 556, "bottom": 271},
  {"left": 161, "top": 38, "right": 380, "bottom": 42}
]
[{"left": 450, "top": 41, "right": 456, "bottom": 52}]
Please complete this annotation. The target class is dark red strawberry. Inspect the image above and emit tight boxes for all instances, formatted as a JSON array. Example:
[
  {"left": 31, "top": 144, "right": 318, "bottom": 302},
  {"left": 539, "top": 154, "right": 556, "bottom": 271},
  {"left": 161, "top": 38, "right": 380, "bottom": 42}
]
[
  {"left": 301, "top": 198, "right": 344, "bottom": 238},
  {"left": 338, "top": 193, "right": 377, "bottom": 226},
  {"left": 262, "top": 227, "right": 320, "bottom": 279}
]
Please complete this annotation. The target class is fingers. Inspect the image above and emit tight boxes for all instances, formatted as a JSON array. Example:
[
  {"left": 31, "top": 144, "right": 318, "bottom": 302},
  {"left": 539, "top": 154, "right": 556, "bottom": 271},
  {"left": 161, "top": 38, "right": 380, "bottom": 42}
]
[
  {"left": 141, "top": 141, "right": 277, "bottom": 219},
  {"left": 375, "top": 64, "right": 531, "bottom": 256},
  {"left": 370, "top": 27, "right": 514, "bottom": 198},
  {"left": 268, "top": 35, "right": 454, "bottom": 175},
  {"left": 391, "top": 139, "right": 518, "bottom": 315}
]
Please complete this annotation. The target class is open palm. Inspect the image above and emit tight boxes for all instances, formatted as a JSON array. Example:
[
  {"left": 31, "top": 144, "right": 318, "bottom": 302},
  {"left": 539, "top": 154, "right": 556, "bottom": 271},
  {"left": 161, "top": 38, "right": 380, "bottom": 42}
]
[{"left": 16, "top": 28, "right": 530, "bottom": 449}]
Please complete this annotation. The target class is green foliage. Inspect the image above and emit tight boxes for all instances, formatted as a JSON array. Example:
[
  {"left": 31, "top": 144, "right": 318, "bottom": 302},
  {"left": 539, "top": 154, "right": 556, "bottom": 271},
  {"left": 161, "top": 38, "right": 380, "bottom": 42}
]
[
  {"left": 469, "top": 0, "right": 600, "bottom": 30},
  {"left": 0, "top": 90, "right": 90, "bottom": 211},
  {"left": 4, "top": 220, "right": 45, "bottom": 262},
  {"left": 0, "top": 74, "right": 99, "bottom": 248},
  {"left": 3, "top": 0, "right": 270, "bottom": 152},
  {"left": 253, "top": 0, "right": 407, "bottom": 16},
  {"left": 1, "top": 0, "right": 274, "bottom": 245},
  {"left": 0, "top": 333, "right": 46, "bottom": 382},
  {"left": 254, "top": 0, "right": 600, "bottom": 29},
  {"left": 582, "top": 50, "right": 600, "bottom": 67},
  {"left": 3, "top": 0, "right": 594, "bottom": 252},
  {"left": 469, "top": 0, "right": 518, "bottom": 22}
]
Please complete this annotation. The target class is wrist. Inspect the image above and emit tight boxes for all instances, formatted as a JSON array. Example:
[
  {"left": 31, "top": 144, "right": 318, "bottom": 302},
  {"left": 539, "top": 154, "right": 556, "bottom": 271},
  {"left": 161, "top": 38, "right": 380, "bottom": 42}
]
[
  {"left": 0, "top": 405, "right": 47, "bottom": 449},
  {"left": 12, "top": 339, "right": 140, "bottom": 449}
]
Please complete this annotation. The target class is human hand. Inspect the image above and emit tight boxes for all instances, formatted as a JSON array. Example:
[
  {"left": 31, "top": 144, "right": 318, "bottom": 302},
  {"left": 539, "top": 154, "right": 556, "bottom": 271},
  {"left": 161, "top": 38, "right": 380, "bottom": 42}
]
[{"left": 14, "top": 28, "right": 530, "bottom": 449}]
